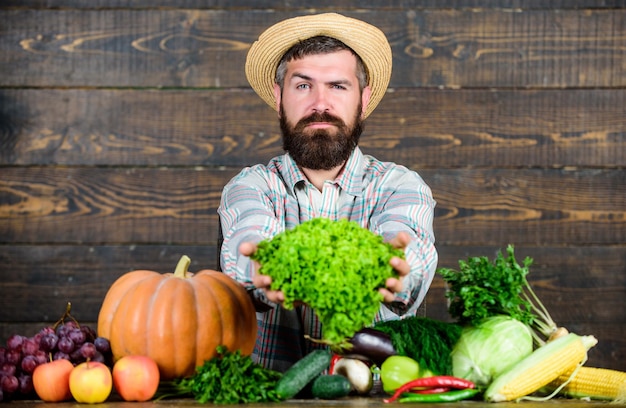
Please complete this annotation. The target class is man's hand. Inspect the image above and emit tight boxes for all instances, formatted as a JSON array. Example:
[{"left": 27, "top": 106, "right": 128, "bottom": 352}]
[
  {"left": 242, "top": 231, "right": 411, "bottom": 306},
  {"left": 379, "top": 231, "right": 412, "bottom": 303},
  {"left": 240, "top": 241, "right": 285, "bottom": 304}
]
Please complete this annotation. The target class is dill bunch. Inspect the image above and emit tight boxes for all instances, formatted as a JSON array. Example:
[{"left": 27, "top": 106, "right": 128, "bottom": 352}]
[{"left": 374, "top": 316, "right": 462, "bottom": 375}]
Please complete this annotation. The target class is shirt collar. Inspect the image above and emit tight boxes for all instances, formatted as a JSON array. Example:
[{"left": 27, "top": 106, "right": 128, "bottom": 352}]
[{"left": 282, "top": 147, "right": 365, "bottom": 196}]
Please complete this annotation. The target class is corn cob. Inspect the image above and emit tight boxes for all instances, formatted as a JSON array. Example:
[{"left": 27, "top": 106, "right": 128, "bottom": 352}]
[
  {"left": 546, "top": 366, "right": 626, "bottom": 401},
  {"left": 484, "top": 333, "right": 598, "bottom": 402}
]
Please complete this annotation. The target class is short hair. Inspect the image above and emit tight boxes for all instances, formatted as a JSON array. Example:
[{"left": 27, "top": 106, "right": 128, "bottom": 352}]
[{"left": 275, "top": 36, "right": 369, "bottom": 91}]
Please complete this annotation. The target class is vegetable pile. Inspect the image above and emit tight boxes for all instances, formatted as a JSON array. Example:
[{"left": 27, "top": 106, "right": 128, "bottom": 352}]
[
  {"left": 154, "top": 244, "right": 621, "bottom": 405},
  {"left": 251, "top": 217, "right": 404, "bottom": 346}
]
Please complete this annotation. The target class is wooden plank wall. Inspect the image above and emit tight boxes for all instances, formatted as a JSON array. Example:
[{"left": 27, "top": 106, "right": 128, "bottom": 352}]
[{"left": 1, "top": 1, "right": 624, "bottom": 371}]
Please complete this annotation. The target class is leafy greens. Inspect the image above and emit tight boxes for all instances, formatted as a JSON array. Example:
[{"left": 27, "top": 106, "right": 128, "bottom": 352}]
[
  {"left": 251, "top": 217, "right": 404, "bottom": 347},
  {"left": 437, "top": 244, "right": 558, "bottom": 345},
  {"left": 373, "top": 316, "right": 462, "bottom": 376},
  {"left": 173, "top": 345, "right": 283, "bottom": 404}
]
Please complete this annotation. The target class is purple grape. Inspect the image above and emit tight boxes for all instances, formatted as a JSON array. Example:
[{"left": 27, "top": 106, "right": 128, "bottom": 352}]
[
  {"left": 69, "top": 348, "right": 85, "bottom": 364},
  {"left": 20, "top": 355, "right": 38, "bottom": 374},
  {"left": 34, "top": 350, "right": 48, "bottom": 366},
  {"left": 21, "top": 338, "right": 39, "bottom": 355},
  {"left": 4, "top": 350, "right": 20, "bottom": 366},
  {"left": 1, "top": 375, "right": 18, "bottom": 393},
  {"left": 63, "top": 321, "right": 78, "bottom": 330},
  {"left": 79, "top": 342, "right": 97, "bottom": 360},
  {"left": 57, "top": 337, "right": 75, "bottom": 354},
  {"left": 80, "top": 326, "right": 96, "bottom": 343},
  {"left": 55, "top": 325, "right": 68, "bottom": 338},
  {"left": 1, "top": 364, "right": 16, "bottom": 377},
  {"left": 53, "top": 351, "right": 70, "bottom": 361},
  {"left": 39, "top": 326, "right": 55, "bottom": 336},
  {"left": 94, "top": 337, "right": 111, "bottom": 354},
  {"left": 91, "top": 351, "right": 105, "bottom": 364},
  {"left": 67, "top": 328, "right": 86, "bottom": 346},
  {"left": 39, "top": 333, "right": 58, "bottom": 352},
  {"left": 5, "top": 335, "right": 24, "bottom": 352},
  {"left": 18, "top": 374, "right": 33, "bottom": 395}
]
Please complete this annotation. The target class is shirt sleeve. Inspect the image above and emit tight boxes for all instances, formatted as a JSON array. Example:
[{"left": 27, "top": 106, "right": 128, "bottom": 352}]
[
  {"left": 217, "top": 165, "right": 286, "bottom": 310},
  {"left": 370, "top": 166, "right": 438, "bottom": 318}
]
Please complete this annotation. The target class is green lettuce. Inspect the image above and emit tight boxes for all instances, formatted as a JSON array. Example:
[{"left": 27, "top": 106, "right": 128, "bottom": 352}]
[{"left": 251, "top": 218, "right": 404, "bottom": 347}]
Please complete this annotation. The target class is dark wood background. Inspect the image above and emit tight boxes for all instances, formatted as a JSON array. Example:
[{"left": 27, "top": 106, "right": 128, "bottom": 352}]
[{"left": 0, "top": 1, "right": 624, "bottom": 371}]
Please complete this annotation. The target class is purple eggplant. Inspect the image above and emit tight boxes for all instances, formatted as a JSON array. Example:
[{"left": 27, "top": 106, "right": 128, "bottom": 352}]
[{"left": 343, "top": 328, "right": 397, "bottom": 366}]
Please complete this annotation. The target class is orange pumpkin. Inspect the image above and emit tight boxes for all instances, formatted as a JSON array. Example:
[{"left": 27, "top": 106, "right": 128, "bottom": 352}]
[{"left": 97, "top": 255, "right": 257, "bottom": 380}]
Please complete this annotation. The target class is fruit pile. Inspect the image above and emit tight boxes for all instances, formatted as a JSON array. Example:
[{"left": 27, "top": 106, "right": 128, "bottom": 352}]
[{"left": 0, "top": 303, "right": 112, "bottom": 402}]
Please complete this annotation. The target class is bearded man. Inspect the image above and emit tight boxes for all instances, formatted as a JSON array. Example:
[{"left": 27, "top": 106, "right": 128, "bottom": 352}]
[{"left": 218, "top": 13, "right": 438, "bottom": 372}]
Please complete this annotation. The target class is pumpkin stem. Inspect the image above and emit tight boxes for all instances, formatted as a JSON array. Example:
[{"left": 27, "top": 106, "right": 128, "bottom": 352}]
[{"left": 174, "top": 255, "right": 192, "bottom": 278}]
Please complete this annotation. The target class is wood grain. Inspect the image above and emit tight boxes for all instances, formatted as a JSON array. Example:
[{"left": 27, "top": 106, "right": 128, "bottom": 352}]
[
  {"left": 1, "top": 167, "right": 623, "bottom": 245},
  {"left": 1, "top": 88, "right": 624, "bottom": 168},
  {"left": 1, "top": 244, "right": 623, "bottom": 370},
  {"left": 0, "top": 2, "right": 624, "bottom": 373},
  {"left": 1, "top": 9, "right": 624, "bottom": 88},
  {"left": 2, "top": 1, "right": 625, "bottom": 9}
]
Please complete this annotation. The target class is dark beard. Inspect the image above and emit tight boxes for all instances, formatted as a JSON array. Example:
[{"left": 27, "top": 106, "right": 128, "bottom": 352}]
[{"left": 280, "top": 107, "right": 363, "bottom": 170}]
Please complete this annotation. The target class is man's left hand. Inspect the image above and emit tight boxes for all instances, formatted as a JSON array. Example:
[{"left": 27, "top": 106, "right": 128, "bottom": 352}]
[{"left": 379, "top": 231, "right": 411, "bottom": 302}]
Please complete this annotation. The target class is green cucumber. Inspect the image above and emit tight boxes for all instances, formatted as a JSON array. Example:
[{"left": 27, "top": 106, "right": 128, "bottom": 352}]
[
  {"left": 311, "top": 375, "right": 352, "bottom": 399},
  {"left": 275, "top": 350, "right": 331, "bottom": 400}
]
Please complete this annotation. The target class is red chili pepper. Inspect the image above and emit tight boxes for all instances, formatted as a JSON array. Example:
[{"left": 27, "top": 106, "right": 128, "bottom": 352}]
[
  {"left": 410, "top": 387, "right": 451, "bottom": 394},
  {"left": 329, "top": 354, "right": 342, "bottom": 375},
  {"left": 383, "top": 376, "right": 475, "bottom": 403}
]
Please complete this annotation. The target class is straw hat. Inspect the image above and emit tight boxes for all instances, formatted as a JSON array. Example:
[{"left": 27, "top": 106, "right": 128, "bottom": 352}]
[{"left": 245, "top": 13, "right": 392, "bottom": 119}]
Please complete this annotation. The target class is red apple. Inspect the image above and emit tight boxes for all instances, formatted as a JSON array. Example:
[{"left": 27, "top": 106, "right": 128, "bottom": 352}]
[
  {"left": 112, "top": 355, "right": 160, "bottom": 402},
  {"left": 69, "top": 360, "right": 112, "bottom": 403},
  {"left": 32, "top": 359, "right": 74, "bottom": 402}
]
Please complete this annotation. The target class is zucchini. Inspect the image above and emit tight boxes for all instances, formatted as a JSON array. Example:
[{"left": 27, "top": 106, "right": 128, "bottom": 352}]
[
  {"left": 275, "top": 349, "right": 331, "bottom": 400},
  {"left": 311, "top": 375, "right": 352, "bottom": 399}
]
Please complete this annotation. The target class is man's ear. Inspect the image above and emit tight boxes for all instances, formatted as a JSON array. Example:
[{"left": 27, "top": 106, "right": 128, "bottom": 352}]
[
  {"left": 361, "top": 86, "right": 372, "bottom": 119},
  {"left": 273, "top": 83, "right": 282, "bottom": 116}
]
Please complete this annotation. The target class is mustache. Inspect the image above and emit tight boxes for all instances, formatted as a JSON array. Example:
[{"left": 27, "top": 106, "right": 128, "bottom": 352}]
[{"left": 297, "top": 112, "right": 344, "bottom": 127}]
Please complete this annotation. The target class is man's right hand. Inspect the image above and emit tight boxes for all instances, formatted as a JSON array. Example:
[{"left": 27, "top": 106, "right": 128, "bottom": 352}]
[{"left": 239, "top": 241, "right": 286, "bottom": 304}]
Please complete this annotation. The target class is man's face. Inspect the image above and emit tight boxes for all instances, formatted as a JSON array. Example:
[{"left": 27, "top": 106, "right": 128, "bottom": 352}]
[{"left": 273, "top": 50, "right": 371, "bottom": 170}]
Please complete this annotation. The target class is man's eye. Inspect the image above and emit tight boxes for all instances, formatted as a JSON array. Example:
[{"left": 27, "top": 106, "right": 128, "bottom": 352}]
[{"left": 297, "top": 83, "right": 310, "bottom": 89}]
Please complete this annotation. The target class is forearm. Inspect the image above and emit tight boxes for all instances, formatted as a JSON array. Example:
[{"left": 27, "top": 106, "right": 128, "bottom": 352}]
[
  {"left": 372, "top": 178, "right": 438, "bottom": 316},
  {"left": 218, "top": 171, "right": 288, "bottom": 312}
]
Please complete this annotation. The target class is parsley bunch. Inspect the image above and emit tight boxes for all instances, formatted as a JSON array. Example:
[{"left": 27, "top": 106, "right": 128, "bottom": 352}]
[
  {"left": 438, "top": 245, "right": 557, "bottom": 345},
  {"left": 174, "top": 346, "right": 283, "bottom": 404},
  {"left": 252, "top": 218, "right": 404, "bottom": 347}
]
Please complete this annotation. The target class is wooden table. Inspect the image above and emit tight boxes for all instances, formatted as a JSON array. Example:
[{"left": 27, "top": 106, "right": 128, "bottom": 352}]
[{"left": 4, "top": 398, "right": 614, "bottom": 408}]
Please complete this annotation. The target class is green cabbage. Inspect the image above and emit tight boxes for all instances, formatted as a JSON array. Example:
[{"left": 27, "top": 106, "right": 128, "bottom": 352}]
[{"left": 451, "top": 315, "right": 533, "bottom": 387}]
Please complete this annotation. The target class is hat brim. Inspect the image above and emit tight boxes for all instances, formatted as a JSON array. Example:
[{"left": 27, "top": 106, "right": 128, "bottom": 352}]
[{"left": 245, "top": 13, "right": 392, "bottom": 119}]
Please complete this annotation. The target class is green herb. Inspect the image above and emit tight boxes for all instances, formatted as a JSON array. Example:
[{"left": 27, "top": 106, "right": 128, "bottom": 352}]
[
  {"left": 373, "top": 316, "right": 462, "bottom": 375},
  {"left": 251, "top": 218, "right": 404, "bottom": 347},
  {"left": 437, "top": 245, "right": 557, "bottom": 345},
  {"left": 173, "top": 345, "right": 283, "bottom": 404}
]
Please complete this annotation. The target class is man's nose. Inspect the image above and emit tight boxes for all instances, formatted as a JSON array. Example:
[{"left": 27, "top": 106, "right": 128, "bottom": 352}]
[{"left": 311, "top": 88, "right": 331, "bottom": 112}]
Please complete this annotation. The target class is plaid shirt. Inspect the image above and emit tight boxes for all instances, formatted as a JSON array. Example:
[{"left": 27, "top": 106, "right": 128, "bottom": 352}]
[{"left": 218, "top": 146, "right": 438, "bottom": 372}]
